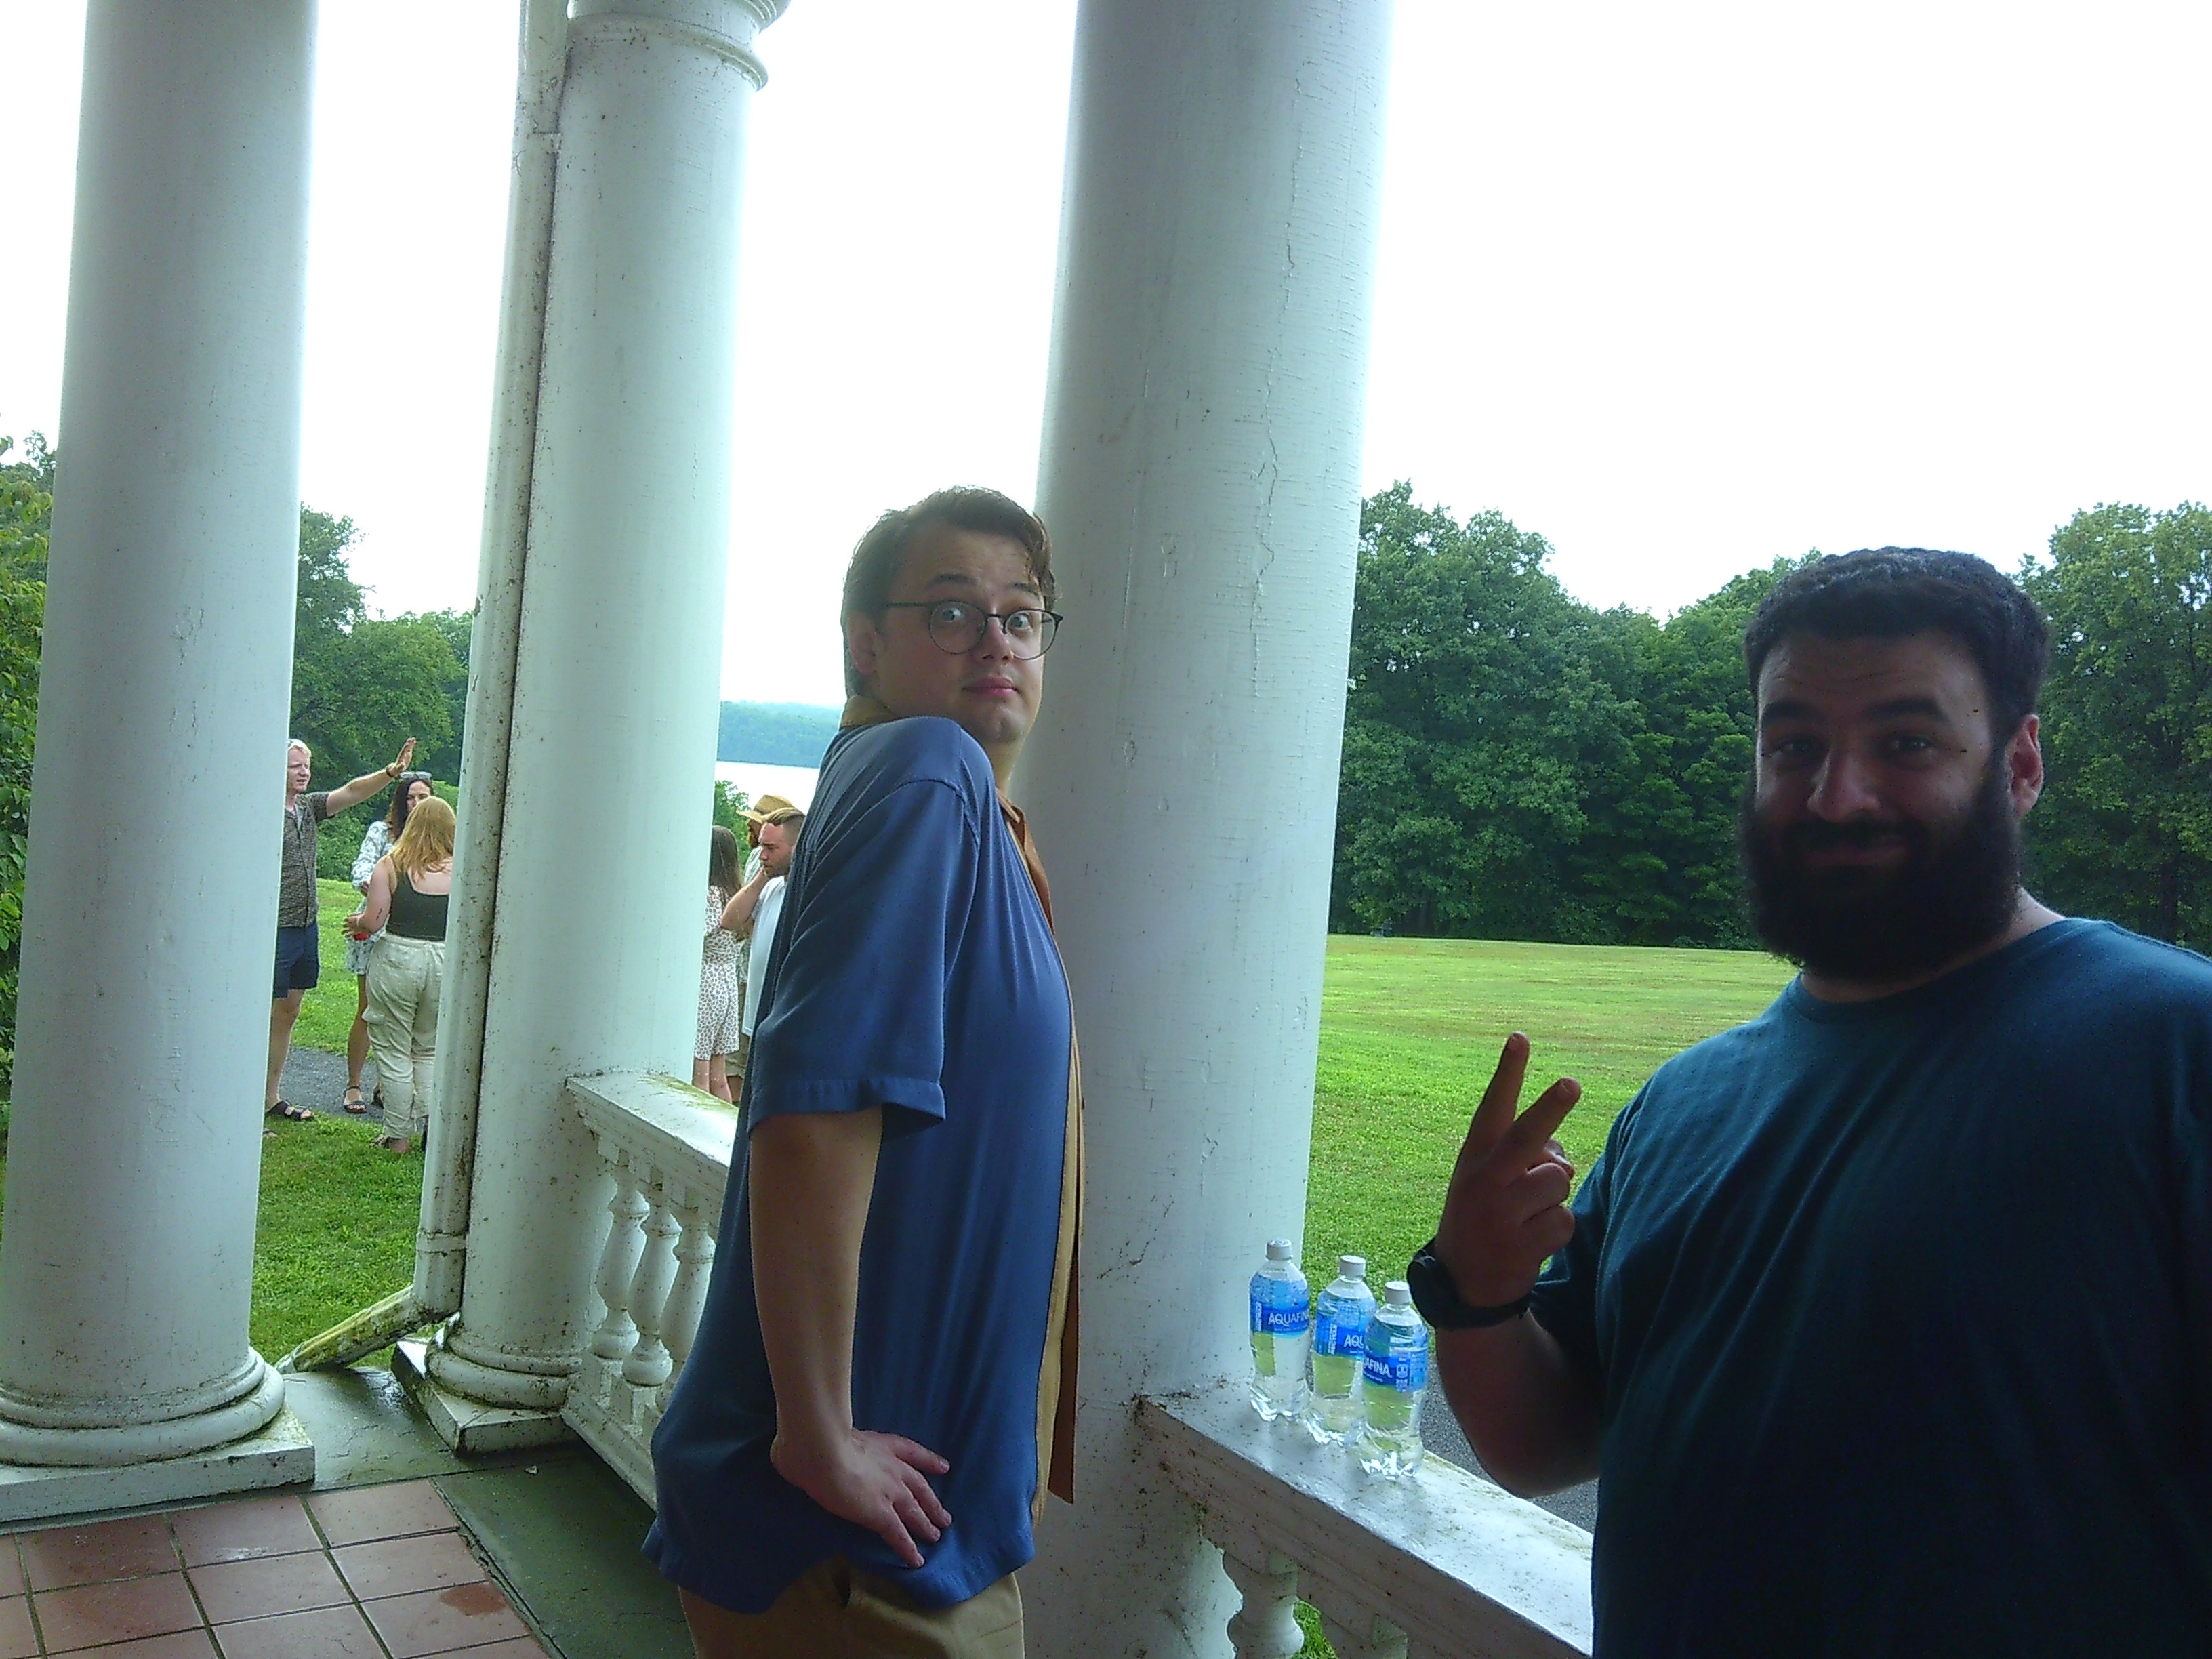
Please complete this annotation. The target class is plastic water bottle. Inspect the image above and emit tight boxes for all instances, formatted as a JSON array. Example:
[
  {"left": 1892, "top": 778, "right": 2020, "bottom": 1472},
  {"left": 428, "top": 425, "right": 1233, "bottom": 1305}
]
[
  {"left": 1303, "top": 1254, "right": 1378, "bottom": 1443},
  {"left": 1357, "top": 1281, "right": 1428, "bottom": 1478},
  {"left": 1248, "top": 1240, "right": 1311, "bottom": 1421}
]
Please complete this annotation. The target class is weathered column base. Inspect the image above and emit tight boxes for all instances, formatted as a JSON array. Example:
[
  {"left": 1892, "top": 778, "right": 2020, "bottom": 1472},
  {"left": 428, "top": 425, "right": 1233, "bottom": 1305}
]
[
  {"left": 0, "top": 1354, "right": 287, "bottom": 1467},
  {"left": 394, "top": 1330, "right": 575, "bottom": 1458},
  {"left": 0, "top": 1393, "right": 312, "bottom": 1525}
]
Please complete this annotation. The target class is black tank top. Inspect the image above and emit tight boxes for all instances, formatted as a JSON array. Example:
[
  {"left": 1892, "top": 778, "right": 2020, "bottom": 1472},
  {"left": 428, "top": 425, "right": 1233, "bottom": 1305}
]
[{"left": 387, "top": 866, "right": 450, "bottom": 941}]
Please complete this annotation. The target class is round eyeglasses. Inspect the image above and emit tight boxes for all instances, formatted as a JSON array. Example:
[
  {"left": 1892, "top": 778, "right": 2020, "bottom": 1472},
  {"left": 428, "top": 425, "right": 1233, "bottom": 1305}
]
[{"left": 880, "top": 600, "right": 1062, "bottom": 659}]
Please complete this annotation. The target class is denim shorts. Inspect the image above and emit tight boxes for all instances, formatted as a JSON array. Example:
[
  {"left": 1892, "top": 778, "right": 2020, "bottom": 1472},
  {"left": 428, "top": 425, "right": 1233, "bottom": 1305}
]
[{"left": 274, "top": 924, "right": 321, "bottom": 997}]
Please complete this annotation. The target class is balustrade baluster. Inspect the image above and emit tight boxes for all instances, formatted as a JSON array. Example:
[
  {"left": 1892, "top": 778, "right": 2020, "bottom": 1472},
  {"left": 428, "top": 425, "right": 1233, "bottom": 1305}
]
[
  {"left": 659, "top": 1193, "right": 716, "bottom": 1398},
  {"left": 1320, "top": 1611, "right": 1408, "bottom": 1659},
  {"left": 1219, "top": 1549, "right": 1303, "bottom": 1659},
  {"left": 588, "top": 1145, "right": 651, "bottom": 1360},
  {"left": 622, "top": 1181, "right": 680, "bottom": 1387}
]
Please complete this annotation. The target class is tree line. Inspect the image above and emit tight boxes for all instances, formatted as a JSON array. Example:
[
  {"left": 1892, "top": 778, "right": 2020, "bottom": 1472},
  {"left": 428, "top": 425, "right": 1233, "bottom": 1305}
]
[
  {"left": 1334, "top": 483, "right": 2211, "bottom": 950},
  {"left": 0, "top": 437, "right": 2203, "bottom": 1073},
  {"left": 719, "top": 701, "right": 840, "bottom": 766},
  {"left": 289, "top": 508, "right": 470, "bottom": 878}
]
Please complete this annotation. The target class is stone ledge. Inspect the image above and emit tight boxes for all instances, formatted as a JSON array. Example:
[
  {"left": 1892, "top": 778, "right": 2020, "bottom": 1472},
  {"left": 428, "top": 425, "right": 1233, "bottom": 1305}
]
[{"left": 1141, "top": 1383, "right": 1592, "bottom": 1658}]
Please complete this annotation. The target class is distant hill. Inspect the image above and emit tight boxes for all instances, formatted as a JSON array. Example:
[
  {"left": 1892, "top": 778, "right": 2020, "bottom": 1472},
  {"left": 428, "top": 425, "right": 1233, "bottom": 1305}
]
[{"left": 718, "top": 701, "right": 842, "bottom": 766}]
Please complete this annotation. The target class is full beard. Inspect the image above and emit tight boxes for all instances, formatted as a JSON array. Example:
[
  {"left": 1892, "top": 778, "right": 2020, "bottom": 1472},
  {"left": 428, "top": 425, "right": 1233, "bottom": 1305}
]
[{"left": 1739, "top": 758, "right": 2024, "bottom": 982}]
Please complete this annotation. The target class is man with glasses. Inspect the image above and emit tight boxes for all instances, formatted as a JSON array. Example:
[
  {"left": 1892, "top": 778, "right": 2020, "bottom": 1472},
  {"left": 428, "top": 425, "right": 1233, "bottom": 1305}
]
[{"left": 650, "top": 487, "right": 1080, "bottom": 1659}]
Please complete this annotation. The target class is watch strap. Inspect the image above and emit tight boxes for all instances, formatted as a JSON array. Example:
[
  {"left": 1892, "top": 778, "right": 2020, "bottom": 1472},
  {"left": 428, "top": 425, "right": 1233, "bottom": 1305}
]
[{"left": 1406, "top": 1238, "right": 1532, "bottom": 1330}]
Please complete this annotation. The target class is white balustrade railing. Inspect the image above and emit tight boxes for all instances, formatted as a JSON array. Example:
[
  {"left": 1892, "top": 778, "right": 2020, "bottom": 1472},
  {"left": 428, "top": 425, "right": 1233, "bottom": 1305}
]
[
  {"left": 560, "top": 1077, "right": 1591, "bottom": 1654},
  {"left": 562, "top": 1071, "right": 739, "bottom": 1505},
  {"left": 1141, "top": 1385, "right": 1593, "bottom": 1659}
]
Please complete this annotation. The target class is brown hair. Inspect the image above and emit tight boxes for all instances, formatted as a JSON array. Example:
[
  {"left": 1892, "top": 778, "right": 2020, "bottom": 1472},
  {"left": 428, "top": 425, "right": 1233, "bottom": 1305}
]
[
  {"left": 841, "top": 487, "right": 1054, "bottom": 695},
  {"left": 390, "top": 796, "right": 455, "bottom": 882},
  {"left": 386, "top": 771, "right": 435, "bottom": 834},
  {"left": 708, "top": 824, "right": 742, "bottom": 895}
]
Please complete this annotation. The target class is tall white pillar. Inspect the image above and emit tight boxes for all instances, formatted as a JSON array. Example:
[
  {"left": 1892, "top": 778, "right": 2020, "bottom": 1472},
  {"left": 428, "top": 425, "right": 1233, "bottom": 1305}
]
[
  {"left": 0, "top": 0, "right": 315, "bottom": 1497},
  {"left": 426, "top": 0, "right": 783, "bottom": 1412},
  {"left": 1017, "top": 2, "right": 1391, "bottom": 1651}
]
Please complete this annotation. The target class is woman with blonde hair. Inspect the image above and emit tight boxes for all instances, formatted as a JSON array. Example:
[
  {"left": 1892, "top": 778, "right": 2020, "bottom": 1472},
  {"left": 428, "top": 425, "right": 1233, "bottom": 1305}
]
[
  {"left": 348, "top": 795, "right": 455, "bottom": 1153},
  {"left": 344, "top": 770, "right": 434, "bottom": 1112}
]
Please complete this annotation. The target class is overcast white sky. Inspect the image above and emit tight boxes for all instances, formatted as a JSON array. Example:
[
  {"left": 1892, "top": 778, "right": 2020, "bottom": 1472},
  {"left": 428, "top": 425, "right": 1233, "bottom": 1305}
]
[{"left": 3, "top": 3, "right": 2207, "bottom": 708}]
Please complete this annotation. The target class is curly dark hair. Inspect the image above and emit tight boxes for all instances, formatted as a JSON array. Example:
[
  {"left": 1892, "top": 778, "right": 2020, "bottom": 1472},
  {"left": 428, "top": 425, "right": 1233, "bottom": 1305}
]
[
  {"left": 841, "top": 487, "right": 1054, "bottom": 695},
  {"left": 1744, "top": 548, "right": 2049, "bottom": 738}
]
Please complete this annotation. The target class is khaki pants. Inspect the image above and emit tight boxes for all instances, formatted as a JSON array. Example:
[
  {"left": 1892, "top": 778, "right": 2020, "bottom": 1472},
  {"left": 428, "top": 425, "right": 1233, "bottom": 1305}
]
[
  {"left": 364, "top": 935, "right": 443, "bottom": 1141},
  {"left": 680, "top": 1560, "right": 1022, "bottom": 1659}
]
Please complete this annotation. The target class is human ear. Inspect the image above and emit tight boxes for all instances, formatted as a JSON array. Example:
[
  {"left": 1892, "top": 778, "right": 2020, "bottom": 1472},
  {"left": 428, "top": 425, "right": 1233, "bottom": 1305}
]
[
  {"left": 844, "top": 611, "right": 880, "bottom": 689},
  {"left": 2007, "top": 714, "right": 2045, "bottom": 817}
]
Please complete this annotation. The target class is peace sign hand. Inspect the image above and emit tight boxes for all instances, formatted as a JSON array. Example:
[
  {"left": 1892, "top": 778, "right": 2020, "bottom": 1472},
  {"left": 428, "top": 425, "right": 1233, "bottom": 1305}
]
[{"left": 1433, "top": 1033, "right": 1582, "bottom": 1309}]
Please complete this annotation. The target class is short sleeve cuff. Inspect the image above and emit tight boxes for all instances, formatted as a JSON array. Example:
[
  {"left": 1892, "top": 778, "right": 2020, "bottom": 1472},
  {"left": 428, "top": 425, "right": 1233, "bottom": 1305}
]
[{"left": 747, "top": 1074, "right": 947, "bottom": 1141}]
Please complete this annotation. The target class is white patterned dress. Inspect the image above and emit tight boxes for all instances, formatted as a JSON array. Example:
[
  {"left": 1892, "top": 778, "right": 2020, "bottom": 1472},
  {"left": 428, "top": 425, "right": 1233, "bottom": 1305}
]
[
  {"left": 697, "top": 885, "right": 742, "bottom": 1059},
  {"left": 346, "top": 819, "right": 395, "bottom": 976}
]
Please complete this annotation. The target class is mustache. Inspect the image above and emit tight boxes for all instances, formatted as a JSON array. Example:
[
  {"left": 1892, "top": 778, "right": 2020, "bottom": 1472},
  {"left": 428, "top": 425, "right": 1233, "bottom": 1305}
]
[{"left": 1781, "top": 817, "right": 1927, "bottom": 854}]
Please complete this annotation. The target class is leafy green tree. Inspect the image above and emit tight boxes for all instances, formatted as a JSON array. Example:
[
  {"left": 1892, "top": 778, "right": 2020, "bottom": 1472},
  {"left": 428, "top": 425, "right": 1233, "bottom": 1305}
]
[
  {"left": 409, "top": 607, "right": 474, "bottom": 783},
  {"left": 1332, "top": 483, "right": 1816, "bottom": 948},
  {"left": 1620, "top": 558, "right": 1816, "bottom": 945},
  {"left": 712, "top": 780, "right": 750, "bottom": 840},
  {"left": 289, "top": 508, "right": 468, "bottom": 874},
  {"left": 1332, "top": 485, "right": 1645, "bottom": 941},
  {"left": 0, "top": 436, "right": 52, "bottom": 1073},
  {"left": 0, "top": 434, "right": 55, "bottom": 581},
  {"left": 295, "top": 506, "right": 367, "bottom": 647},
  {"left": 2023, "top": 504, "right": 2212, "bottom": 945}
]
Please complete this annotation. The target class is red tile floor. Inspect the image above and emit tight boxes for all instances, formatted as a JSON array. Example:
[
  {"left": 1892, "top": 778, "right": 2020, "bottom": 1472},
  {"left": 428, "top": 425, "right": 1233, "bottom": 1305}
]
[{"left": 0, "top": 1481, "right": 552, "bottom": 1657}]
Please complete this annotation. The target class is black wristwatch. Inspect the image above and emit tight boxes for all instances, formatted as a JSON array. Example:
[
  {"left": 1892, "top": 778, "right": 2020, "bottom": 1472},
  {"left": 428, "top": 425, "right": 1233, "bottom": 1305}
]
[{"left": 1406, "top": 1237, "right": 1531, "bottom": 1330}]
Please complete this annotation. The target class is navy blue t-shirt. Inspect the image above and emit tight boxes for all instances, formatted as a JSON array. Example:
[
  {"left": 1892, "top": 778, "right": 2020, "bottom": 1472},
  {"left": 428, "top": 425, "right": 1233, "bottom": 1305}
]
[
  {"left": 645, "top": 717, "right": 1071, "bottom": 1614},
  {"left": 1531, "top": 919, "right": 2212, "bottom": 1657}
]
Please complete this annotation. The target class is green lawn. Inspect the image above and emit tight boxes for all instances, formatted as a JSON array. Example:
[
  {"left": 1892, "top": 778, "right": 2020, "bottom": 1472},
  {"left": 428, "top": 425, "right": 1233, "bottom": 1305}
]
[
  {"left": 1302, "top": 936, "right": 1794, "bottom": 1328},
  {"left": 249, "top": 879, "right": 420, "bottom": 1356}
]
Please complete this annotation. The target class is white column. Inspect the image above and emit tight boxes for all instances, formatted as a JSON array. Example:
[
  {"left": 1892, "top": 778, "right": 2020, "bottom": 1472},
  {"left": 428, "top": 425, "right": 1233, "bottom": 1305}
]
[
  {"left": 0, "top": 0, "right": 314, "bottom": 1475},
  {"left": 1017, "top": 1, "right": 1392, "bottom": 1651},
  {"left": 427, "top": 0, "right": 783, "bottom": 1410}
]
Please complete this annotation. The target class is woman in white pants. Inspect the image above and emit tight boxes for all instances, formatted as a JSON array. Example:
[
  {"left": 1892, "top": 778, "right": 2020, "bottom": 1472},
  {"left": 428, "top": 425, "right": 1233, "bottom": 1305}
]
[
  {"left": 348, "top": 796, "right": 455, "bottom": 1153},
  {"left": 344, "top": 771, "right": 434, "bottom": 1112}
]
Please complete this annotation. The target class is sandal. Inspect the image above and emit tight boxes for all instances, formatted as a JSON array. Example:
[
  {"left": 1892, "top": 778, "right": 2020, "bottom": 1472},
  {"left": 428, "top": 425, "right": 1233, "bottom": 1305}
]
[
  {"left": 342, "top": 1088, "right": 369, "bottom": 1115},
  {"left": 265, "top": 1101, "right": 314, "bottom": 1123}
]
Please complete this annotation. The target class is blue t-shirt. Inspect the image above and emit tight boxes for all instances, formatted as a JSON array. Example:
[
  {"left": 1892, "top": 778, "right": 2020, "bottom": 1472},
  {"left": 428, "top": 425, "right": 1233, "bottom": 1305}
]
[
  {"left": 1531, "top": 919, "right": 2212, "bottom": 1657},
  {"left": 645, "top": 717, "right": 1072, "bottom": 1614}
]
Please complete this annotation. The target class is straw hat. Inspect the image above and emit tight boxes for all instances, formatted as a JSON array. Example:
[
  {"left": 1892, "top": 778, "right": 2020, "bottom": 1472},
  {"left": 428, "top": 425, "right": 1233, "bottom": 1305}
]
[{"left": 737, "top": 793, "right": 798, "bottom": 826}]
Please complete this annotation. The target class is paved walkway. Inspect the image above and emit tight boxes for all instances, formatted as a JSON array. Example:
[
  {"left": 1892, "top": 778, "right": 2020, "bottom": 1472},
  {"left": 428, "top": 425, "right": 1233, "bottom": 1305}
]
[{"left": 276, "top": 1048, "right": 385, "bottom": 1126}]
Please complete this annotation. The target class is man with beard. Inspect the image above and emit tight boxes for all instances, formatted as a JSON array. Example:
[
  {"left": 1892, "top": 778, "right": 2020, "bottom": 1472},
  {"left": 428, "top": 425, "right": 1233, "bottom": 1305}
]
[{"left": 1417, "top": 548, "right": 2211, "bottom": 1656}]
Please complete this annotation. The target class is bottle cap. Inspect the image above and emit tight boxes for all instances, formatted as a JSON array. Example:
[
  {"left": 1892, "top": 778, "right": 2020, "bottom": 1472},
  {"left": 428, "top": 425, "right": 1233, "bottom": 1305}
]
[
  {"left": 1338, "top": 1254, "right": 1366, "bottom": 1280},
  {"left": 1383, "top": 1279, "right": 1413, "bottom": 1307},
  {"left": 1265, "top": 1239, "right": 1295, "bottom": 1262}
]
